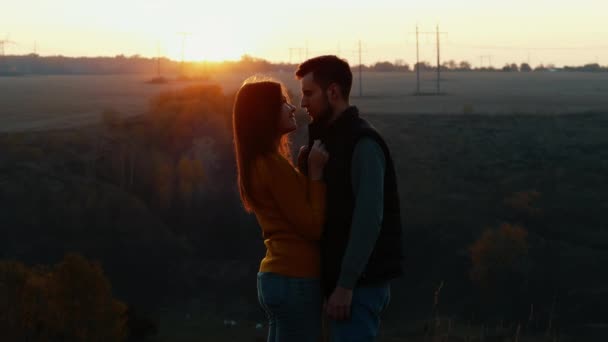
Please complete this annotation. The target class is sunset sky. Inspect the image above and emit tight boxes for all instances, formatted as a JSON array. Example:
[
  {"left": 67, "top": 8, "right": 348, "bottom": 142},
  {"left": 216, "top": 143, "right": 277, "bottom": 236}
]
[{"left": 4, "top": 0, "right": 607, "bottom": 67}]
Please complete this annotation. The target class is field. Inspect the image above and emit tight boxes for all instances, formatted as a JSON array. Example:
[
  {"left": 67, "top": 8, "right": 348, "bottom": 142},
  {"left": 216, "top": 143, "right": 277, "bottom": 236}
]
[
  {"left": 1, "top": 71, "right": 607, "bottom": 341},
  {"left": 1, "top": 71, "right": 608, "bottom": 132}
]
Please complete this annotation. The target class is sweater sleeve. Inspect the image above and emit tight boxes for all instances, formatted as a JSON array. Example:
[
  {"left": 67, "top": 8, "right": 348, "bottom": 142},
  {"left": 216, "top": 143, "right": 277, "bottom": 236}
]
[
  {"left": 256, "top": 155, "right": 326, "bottom": 241},
  {"left": 337, "top": 138, "right": 385, "bottom": 289}
]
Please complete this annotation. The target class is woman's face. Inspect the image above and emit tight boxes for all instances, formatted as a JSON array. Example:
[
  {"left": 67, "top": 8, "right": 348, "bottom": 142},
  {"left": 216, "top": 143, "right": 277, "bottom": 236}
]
[{"left": 277, "top": 96, "right": 297, "bottom": 135}]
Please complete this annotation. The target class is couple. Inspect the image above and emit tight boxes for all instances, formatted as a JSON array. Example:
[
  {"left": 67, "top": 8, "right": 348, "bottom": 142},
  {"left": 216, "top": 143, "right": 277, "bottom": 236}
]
[{"left": 232, "top": 55, "right": 403, "bottom": 342}]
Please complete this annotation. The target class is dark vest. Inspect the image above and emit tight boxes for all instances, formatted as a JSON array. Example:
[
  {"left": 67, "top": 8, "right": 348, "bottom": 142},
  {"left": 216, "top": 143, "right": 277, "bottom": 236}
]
[{"left": 303, "top": 106, "right": 403, "bottom": 296}]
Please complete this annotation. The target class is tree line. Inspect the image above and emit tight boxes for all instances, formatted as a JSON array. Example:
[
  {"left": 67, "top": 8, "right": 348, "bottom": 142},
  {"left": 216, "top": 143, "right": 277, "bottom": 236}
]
[{"left": 1, "top": 54, "right": 606, "bottom": 75}]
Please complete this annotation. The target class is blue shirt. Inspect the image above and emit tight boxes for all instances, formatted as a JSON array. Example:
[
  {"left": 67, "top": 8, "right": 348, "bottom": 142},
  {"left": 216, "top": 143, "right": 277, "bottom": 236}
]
[{"left": 337, "top": 137, "right": 386, "bottom": 289}]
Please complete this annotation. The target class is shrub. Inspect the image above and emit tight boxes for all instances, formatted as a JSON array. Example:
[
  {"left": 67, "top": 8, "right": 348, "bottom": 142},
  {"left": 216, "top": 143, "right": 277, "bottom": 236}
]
[{"left": 0, "top": 253, "right": 127, "bottom": 341}]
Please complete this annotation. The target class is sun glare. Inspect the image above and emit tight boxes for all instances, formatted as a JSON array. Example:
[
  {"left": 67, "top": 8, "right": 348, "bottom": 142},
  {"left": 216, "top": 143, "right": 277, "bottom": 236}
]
[
  {"left": 165, "top": 32, "right": 247, "bottom": 62},
  {"left": 146, "top": 11, "right": 255, "bottom": 63}
]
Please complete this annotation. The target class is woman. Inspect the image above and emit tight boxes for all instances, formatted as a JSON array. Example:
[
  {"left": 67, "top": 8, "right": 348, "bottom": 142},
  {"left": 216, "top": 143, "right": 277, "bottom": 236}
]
[{"left": 233, "top": 78, "right": 329, "bottom": 342}]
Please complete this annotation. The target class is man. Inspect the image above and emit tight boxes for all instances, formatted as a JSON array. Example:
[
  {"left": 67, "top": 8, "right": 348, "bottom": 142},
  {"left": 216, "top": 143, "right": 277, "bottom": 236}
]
[{"left": 295, "top": 55, "right": 403, "bottom": 341}]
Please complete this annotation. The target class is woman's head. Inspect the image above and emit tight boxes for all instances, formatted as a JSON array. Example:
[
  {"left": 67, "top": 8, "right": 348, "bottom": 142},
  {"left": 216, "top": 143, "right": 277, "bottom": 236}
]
[{"left": 233, "top": 78, "right": 296, "bottom": 211}]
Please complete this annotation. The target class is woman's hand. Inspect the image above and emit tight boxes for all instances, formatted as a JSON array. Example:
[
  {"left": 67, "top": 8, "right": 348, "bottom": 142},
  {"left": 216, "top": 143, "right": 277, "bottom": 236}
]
[
  {"left": 308, "top": 140, "right": 329, "bottom": 181},
  {"left": 297, "top": 145, "right": 309, "bottom": 172}
]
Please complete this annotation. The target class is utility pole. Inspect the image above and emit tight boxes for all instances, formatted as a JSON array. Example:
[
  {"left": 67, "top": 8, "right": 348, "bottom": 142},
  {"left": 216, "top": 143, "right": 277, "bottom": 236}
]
[
  {"left": 156, "top": 40, "right": 161, "bottom": 77},
  {"left": 479, "top": 55, "right": 493, "bottom": 69},
  {"left": 0, "top": 35, "right": 17, "bottom": 56},
  {"left": 412, "top": 25, "right": 447, "bottom": 95},
  {"left": 436, "top": 25, "right": 441, "bottom": 94},
  {"left": 416, "top": 25, "right": 420, "bottom": 94},
  {"left": 0, "top": 35, "right": 17, "bottom": 73},
  {"left": 288, "top": 47, "right": 309, "bottom": 64},
  {"left": 358, "top": 40, "right": 363, "bottom": 97},
  {"left": 177, "top": 32, "right": 191, "bottom": 76}
]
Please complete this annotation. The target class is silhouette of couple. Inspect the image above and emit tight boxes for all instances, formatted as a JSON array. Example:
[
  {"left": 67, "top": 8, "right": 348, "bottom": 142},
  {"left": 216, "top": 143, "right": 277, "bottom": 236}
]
[{"left": 233, "top": 55, "right": 403, "bottom": 342}]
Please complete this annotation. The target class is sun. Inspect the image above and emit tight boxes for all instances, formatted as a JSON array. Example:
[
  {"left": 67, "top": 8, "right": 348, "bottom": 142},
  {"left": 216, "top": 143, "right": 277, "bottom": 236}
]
[
  {"left": 161, "top": 17, "right": 251, "bottom": 62},
  {"left": 116, "top": 3, "right": 266, "bottom": 63},
  {"left": 166, "top": 33, "right": 247, "bottom": 62},
  {"left": 188, "top": 35, "right": 245, "bottom": 62}
]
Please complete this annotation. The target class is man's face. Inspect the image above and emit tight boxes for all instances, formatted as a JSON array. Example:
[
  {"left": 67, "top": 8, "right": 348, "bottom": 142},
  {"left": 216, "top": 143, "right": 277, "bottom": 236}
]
[{"left": 299, "top": 72, "right": 331, "bottom": 122}]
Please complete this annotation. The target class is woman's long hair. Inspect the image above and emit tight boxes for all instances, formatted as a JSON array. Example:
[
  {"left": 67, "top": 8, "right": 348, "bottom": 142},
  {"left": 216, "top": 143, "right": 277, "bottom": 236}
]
[{"left": 233, "top": 79, "right": 292, "bottom": 212}]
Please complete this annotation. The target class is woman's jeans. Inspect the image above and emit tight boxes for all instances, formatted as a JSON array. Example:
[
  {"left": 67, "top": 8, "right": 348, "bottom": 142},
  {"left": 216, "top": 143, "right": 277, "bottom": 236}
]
[{"left": 257, "top": 272, "right": 322, "bottom": 342}]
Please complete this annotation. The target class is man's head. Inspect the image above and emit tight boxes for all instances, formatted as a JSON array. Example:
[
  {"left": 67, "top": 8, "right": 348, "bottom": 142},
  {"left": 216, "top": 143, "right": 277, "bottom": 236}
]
[{"left": 295, "top": 55, "right": 352, "bottom": 123}]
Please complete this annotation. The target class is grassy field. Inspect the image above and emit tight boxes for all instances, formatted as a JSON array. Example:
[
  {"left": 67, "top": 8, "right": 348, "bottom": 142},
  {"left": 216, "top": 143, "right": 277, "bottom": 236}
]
[
  {"left": 117, "top": 108, "right": 606, "bottom": 341},
  {"left": 1, "top": 71, "right": 607, "bottom": 340},
  {"left": 1, "top": 71, "right": 608, "bottom": 132}
]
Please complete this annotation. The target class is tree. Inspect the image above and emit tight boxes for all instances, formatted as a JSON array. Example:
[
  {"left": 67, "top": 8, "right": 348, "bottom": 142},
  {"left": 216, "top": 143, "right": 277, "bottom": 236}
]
[
  {"left": 445, "top": 59, "right": 457, "bottom": 70},
  {"left": 470, "top": 223, "right": 529, "bottom": 290},
  {"left": 520, "top": 63, "right": 532, "bottom": 72},
  {"left": 177, "top": 156, "right": 205, "bottom": 207},
  {"left": 393, "top": 59, "right": 410, "bottom": 71},
  {"left": 502, "top": 63, "right": 519, "bottom": 72},
  {"left": 504, "top": 190, "right": 542, "bottom": 221},
  {"left": 0, "top": 254, "right": 127, "bottom": 341},
  {"left": 372, "top": 61, "right": 396, "bottom": 72},
  {"left": 459, "top": 61, "right": 472, "bottom": 71},
  {"left": 470, "top": 224, "right": 530, "bottom": 318},
  {"left": 153, "top": 153, "right": 175, "bottom": 210},
  {"left": 414, "top": 61, "right": 433, "bottom": 71}
]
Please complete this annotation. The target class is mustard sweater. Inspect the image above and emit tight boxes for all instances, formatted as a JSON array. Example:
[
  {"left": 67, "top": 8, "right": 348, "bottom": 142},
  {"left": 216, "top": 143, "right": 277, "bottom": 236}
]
[{"left": 250, "top": 153, "right": 326, "bottom": 278}]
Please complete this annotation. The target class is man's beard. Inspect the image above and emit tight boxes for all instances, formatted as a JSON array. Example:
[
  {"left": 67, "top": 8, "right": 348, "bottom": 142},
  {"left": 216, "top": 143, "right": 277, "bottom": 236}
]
[
  {"left": 313, "top": 96, "right": 334, "bottom": 127},
  {"left": 307, "top": 96, "right": 334, "bottom": 145}
]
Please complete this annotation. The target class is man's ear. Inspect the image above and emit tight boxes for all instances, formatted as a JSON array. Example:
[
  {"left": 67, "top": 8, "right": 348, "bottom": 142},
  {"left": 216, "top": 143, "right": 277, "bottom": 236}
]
[{"left": 327, "top": 83, "right": 340, "bottom": 101}]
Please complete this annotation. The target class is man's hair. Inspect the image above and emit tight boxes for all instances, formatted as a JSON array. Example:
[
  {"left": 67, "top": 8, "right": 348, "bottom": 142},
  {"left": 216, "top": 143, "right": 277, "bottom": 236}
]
[{"left": 295, "top": 55, "right": 352, "bottom": 99}]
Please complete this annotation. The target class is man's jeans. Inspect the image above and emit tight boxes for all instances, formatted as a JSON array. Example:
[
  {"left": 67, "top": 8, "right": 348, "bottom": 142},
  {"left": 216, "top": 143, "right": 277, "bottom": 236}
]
[
  {"left": 329, "top": 283, "right": 391, "bottom": 342},
  {"left": 257, "top": 272, "right": 322, "bottom": 342}
]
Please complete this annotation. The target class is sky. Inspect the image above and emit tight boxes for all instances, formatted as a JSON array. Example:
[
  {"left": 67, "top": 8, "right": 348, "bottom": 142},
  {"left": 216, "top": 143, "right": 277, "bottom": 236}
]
[{"left": 3, "top": 0, "right": 608, "bottom": 67}]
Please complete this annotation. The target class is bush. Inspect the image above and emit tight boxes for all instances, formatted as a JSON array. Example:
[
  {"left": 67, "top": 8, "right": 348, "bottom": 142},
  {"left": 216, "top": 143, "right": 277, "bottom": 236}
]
[
  {"left": 470, "top": 223, "right": 529, "bottom": 290},
  {"left": 0, "top": 253, "right": 127, "bottom": 341}
]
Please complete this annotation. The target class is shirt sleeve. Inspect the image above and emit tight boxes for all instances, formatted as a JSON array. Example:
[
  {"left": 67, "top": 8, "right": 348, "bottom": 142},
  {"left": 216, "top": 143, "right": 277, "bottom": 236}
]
[
  {"left": 337, "top": 138, "right": 385, "bottom": 289},
  {"left": 256, "top": 155, "right": 326, "bottom": 241}
]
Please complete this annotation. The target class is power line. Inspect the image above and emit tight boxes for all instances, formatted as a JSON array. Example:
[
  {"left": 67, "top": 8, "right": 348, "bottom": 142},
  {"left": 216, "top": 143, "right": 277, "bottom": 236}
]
[{"left": 446, "top": 42, "right": 608, "bottom": 50}]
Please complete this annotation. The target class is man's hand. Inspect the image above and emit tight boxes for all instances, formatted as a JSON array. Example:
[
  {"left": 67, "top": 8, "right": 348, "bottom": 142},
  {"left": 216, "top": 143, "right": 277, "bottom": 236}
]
[{"left": 326, "top": 286, "right": 353, "bottom": 320}]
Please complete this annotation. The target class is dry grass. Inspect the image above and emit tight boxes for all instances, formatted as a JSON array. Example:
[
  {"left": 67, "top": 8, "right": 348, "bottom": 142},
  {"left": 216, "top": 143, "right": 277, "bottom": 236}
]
[
  {"left": 1, "top": 71, "right": 608, "bottom": 132},
  {"left": 1, "top": 71, "right": 606, "bottom": 341}
]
